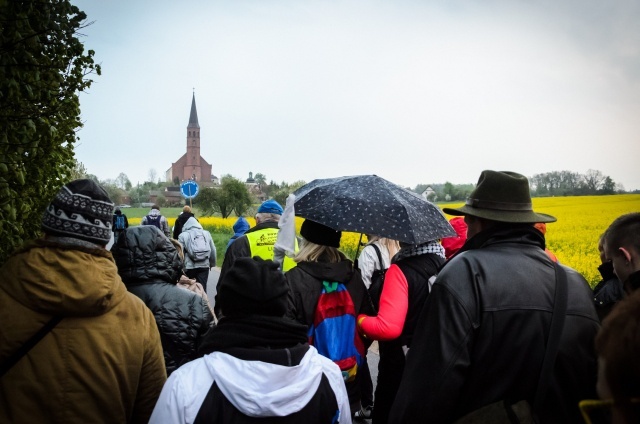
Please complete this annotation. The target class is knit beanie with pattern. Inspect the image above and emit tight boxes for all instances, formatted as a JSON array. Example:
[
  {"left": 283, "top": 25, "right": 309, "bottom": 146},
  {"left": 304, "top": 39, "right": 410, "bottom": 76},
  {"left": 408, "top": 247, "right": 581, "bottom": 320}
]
[{"left": 41, "top": 179, "right": 114, "bottom": 245}]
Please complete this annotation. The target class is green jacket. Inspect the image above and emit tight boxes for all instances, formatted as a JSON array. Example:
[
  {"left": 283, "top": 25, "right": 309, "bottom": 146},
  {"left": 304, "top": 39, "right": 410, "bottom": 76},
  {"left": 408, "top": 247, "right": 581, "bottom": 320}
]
[{"left": 0, "top": 239, "right": 167, "bottom": 423}]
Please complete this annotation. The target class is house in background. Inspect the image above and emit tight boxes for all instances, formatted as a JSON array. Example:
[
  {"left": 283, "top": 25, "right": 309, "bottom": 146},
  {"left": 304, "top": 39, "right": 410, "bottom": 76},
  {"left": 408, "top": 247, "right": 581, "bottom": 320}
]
[
  {"left": 421, "top": 186, "right": 437, "bottom": 201},
  {"left": 245, "top": 172, "right": 266, "bottom": 202}
]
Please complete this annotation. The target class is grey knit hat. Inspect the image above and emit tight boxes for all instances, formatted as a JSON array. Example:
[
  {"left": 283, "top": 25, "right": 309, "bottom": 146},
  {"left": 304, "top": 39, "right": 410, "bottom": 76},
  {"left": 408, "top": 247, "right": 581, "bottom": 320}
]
[{"left": 41, "top": 179, "right": 115, "bottom": 245}]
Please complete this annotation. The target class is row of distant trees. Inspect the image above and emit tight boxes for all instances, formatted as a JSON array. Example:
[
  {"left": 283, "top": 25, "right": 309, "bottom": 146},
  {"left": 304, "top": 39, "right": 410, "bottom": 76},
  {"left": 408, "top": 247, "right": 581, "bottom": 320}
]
[
  {"left": 414, "top": 169, "right": 627, "bottom": 202},
  {"left": 93, "top": 167, "right": 627, "bottom": 215},
  {"left": 529, "top": 169, "right": 623, "bottom": 196}
]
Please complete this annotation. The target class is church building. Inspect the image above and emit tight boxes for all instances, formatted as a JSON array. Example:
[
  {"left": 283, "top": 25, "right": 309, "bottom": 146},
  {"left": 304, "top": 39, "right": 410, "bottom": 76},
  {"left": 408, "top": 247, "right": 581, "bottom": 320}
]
[{"left": 166, "top": 93, "right": 213, "bottom": 183}]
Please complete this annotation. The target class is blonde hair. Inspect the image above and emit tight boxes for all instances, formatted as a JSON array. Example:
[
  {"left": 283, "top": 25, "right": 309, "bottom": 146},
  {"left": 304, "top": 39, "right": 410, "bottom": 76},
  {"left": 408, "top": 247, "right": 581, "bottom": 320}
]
[
  {"left": 170, "top": 238, "right": 185, "bottom": 262},
  {"left": 367, "top": 235, "right": 401, "bottom": 260},
  {"left": 183, "top": 205, "right": 192, "bottom": 213},
  {"left": 295, "top": 239, "right": 344, "bottom": 263}
]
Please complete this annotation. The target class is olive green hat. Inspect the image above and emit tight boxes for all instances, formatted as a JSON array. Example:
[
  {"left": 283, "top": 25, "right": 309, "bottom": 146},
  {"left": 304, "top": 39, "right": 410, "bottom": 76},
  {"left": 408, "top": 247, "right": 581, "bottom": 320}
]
[{"left": 442, "top": 170, "right": 556, "bottom": 224}]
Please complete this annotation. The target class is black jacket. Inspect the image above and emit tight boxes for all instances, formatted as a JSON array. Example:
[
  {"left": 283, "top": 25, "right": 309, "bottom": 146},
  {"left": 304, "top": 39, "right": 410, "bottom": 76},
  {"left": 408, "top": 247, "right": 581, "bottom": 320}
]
[
  {"left": 285, "top": 259, "right": 374, "bottom": 329},
  {"left": 173, "top": 211, "right": 195, "bottom": 239},
  {"left": 183, "top": 316, "right": 346, "bottom": 424},
  {"left": 592, "top": 261, "right": 624, "bottom": 321},
  {"left": 389, "top": 226, "right": 600, "bottom": 424},
  {"left": 285, "top": 258, "right": 374, "bottom": 406},
  {"left": 112, "top": 226, "right": 213, "bottom": 375},
  {"left": 394, "top": 253, "right": 445, "bottom": 346}
]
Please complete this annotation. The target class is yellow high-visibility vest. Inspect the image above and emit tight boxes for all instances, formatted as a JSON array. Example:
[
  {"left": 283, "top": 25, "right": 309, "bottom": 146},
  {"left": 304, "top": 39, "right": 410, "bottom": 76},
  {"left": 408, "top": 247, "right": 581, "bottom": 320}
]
[{"left": 245, "top": 227, "right": 298, "bottom": 272}]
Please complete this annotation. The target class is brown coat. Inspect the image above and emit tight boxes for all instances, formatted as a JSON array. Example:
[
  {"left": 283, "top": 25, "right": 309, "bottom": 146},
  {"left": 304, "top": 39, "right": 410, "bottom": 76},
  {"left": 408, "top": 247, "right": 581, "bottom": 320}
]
[{"left": 0, "top": 239, "right": 167, "bottom": 423}]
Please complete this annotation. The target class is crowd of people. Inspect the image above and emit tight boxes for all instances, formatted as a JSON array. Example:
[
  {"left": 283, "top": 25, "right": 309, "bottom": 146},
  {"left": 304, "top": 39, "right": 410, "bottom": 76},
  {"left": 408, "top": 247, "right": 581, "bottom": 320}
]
[{"left": 1, "top": 170, "right": 638, "bottom": 424}]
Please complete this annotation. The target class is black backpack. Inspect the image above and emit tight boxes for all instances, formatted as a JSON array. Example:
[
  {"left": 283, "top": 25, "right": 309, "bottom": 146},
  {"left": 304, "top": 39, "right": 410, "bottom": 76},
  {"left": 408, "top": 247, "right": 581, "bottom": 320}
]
[
  {"left": 144, "top": 214, "right": 162, "bottom": 230},
  {"left": 368, "top": 243, "right": 387, "bottom": 311}
]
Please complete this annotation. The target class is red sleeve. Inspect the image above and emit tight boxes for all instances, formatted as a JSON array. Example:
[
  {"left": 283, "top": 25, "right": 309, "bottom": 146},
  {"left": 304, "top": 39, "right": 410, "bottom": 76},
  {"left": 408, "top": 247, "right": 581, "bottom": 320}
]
[{"left": 358, "top": 264, "right": 408, "bottom": 341}]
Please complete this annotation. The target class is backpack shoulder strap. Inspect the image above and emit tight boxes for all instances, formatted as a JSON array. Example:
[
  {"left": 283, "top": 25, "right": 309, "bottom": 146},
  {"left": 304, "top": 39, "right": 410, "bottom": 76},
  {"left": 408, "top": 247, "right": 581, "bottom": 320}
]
[
  {"left": 1, "top": 316, "right": 63, "bottom": 378},
  {"left": 370, "top": 243, "right": 384, "bottom": 271}
]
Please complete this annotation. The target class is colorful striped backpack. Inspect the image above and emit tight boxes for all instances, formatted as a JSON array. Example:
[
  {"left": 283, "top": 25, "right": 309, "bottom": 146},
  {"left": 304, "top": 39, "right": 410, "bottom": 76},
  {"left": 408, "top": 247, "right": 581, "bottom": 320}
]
[{"left": 308, "top": 281, "right": 365, "bottom": 382}]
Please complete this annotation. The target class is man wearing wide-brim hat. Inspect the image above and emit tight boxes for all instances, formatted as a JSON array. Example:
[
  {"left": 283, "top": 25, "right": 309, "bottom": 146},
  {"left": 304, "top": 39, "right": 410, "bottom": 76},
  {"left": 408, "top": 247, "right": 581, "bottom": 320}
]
[{"left": 389, "top": 170, "right": 600, "bottom": 424}]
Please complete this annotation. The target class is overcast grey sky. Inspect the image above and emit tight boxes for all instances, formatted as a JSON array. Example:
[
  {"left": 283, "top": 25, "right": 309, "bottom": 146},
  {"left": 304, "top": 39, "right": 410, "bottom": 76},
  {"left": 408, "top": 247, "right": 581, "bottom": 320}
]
[{"left": 73, "top": 0, "right": 640, "bottom": 191}]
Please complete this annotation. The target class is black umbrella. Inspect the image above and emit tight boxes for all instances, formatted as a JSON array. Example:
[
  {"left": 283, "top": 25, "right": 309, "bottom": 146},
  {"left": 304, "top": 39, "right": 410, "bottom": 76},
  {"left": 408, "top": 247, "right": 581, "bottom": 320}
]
[{"left": 292, "top": 175, "right": 456, "bottom": 244}]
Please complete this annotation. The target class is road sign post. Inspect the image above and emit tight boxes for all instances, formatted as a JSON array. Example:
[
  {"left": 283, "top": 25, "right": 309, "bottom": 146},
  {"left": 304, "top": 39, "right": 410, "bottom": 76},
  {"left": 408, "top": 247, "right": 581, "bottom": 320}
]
[{"left": 180, "top": 181, "right": 200, "bottom": 208}]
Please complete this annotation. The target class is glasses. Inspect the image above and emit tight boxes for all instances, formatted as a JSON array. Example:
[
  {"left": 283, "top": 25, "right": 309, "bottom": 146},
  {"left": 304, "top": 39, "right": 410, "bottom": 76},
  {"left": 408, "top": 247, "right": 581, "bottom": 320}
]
[{"left": 579, "top": 398, "right": 640, "bottom": 424}]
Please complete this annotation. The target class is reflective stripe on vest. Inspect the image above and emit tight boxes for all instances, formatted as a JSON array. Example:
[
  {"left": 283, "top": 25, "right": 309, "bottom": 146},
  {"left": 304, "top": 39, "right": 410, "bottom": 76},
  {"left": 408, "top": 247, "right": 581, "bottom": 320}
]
[{"left": 245, "top": 227, "right": 298, "bottom": 272}]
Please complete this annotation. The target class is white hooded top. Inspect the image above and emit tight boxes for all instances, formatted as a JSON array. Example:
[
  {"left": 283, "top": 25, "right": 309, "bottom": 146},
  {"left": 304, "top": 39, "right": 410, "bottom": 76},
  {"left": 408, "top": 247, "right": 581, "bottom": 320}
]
[{"left": 149, "top": 346, "right": 351, "bottom": 423}]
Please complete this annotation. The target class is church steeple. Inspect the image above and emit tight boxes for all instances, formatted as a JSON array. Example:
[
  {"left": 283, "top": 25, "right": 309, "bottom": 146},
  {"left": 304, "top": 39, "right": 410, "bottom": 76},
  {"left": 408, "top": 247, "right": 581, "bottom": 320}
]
[
  {"left": 167, "top": 92, "right": 213, "bottom": 184},
  {"left": 188, "top": 92, "right": 200, "bottom": 128},
  {"left": 186, "top": 92, "right": 201, "bottom": 180}
]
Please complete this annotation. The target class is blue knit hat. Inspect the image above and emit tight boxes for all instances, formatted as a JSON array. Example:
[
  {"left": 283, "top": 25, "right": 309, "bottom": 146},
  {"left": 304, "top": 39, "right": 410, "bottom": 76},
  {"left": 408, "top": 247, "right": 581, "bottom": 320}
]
[{"left": 257, "top": 199, "right": 283, "bottom": 215}]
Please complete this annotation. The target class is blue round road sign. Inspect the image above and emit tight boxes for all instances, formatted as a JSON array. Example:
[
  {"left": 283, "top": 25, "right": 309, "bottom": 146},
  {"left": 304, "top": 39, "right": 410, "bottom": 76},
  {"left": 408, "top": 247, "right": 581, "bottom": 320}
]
[{"left": 180, "top": 181, "right": 199, "bottom": 199}]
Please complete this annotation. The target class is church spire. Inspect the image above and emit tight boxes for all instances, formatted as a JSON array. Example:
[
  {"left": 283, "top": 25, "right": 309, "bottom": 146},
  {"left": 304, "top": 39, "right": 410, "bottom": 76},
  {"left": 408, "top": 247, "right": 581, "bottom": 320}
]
[{"left": 188, "top": 92, "right": 200, "bottom": 128}]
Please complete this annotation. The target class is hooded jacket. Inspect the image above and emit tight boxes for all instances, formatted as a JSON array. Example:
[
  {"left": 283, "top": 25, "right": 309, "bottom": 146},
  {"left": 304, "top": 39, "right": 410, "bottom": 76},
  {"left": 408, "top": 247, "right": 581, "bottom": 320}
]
[
  {"left": 142, "top": 208, "right": 170, "bottom": 237},
  {"left": 178, "top": 217, "right": 217, "bottom": 270},
  {"left": 389, "top": 226, "right": 600, "bottom": 424},
  {"left": 285, "top": 259, "right": 374, "bottom": 331},
  {"left": 0, "top": 238, "right": 166, "bottom": 424},
  {"left": 441, "top": 216, "right": 467, "bottom": 258},
  {"left": 226, "top": 216, "right": 250, "bottom": 249},
  {"left": 113, "top": 226, "right": 213, "bottom": 375},
  {"left": 173, "top": 211, "right": 195, "bottom": 239},
  {"left": 285, "top": 259, "right": 374, "bottom": 406},
  {"left": 150, "top": 344, "right": 350, "bottom": 423}
]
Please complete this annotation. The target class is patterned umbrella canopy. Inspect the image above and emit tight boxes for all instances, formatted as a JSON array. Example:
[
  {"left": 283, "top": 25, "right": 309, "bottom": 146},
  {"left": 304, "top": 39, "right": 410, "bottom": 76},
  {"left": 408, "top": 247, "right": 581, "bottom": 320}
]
[{"left": 292, "top": 175, "right": 456, "bottom": 244}]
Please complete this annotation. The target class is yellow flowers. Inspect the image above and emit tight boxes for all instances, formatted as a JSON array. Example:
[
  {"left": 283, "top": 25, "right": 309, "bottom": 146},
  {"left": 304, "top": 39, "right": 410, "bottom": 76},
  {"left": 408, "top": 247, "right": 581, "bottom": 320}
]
[
  {"left": 128, "top": 194, "right": 639, "bottom": 287},
  {"left": 443, "top": 194, "right": 640, "bottom": 287},
  {"left": 128, "top": 216, "right": 258, "bottom": 233}
]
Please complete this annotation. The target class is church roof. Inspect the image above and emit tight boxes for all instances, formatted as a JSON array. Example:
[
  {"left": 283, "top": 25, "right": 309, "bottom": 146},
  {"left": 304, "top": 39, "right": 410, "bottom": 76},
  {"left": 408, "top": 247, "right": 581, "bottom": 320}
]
[{"left": 188, "top": 93, "right": 200, "bottom": 128}]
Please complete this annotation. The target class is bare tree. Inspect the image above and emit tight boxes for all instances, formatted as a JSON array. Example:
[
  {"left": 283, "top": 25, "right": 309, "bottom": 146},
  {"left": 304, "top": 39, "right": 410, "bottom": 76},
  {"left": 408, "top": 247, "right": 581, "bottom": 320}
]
[
  {"left": 115, "top": 172, "right": 131, "bottom": 190},
  {"left": 583, "top": 169, "right": 605, "bottom": 192}
]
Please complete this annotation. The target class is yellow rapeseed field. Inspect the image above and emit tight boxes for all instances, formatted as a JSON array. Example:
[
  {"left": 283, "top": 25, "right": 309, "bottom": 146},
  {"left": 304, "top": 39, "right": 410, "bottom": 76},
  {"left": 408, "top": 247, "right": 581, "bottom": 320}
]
[
  {"left": 442, "top": 194, "right": 640, "bottom": 286},
  {"left": 129, "top": 194, "right": 639, "bottom": 286}
]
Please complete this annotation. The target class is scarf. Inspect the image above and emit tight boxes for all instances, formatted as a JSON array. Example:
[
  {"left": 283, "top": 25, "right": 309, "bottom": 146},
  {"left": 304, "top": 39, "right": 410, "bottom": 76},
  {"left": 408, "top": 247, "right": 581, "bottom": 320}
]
[
  {"left": 393, "top": 240, "right": 445, "bottom": 263},
  {"left": 197, "top": 315, "right": 308, "bottom": 356}
]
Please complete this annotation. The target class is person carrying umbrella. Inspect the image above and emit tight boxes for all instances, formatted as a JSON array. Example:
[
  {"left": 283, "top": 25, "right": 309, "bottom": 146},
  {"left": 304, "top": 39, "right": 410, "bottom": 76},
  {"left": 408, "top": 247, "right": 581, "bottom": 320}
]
[{"left": 356, "top": 238, "right": 446, "bottom": 424}]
